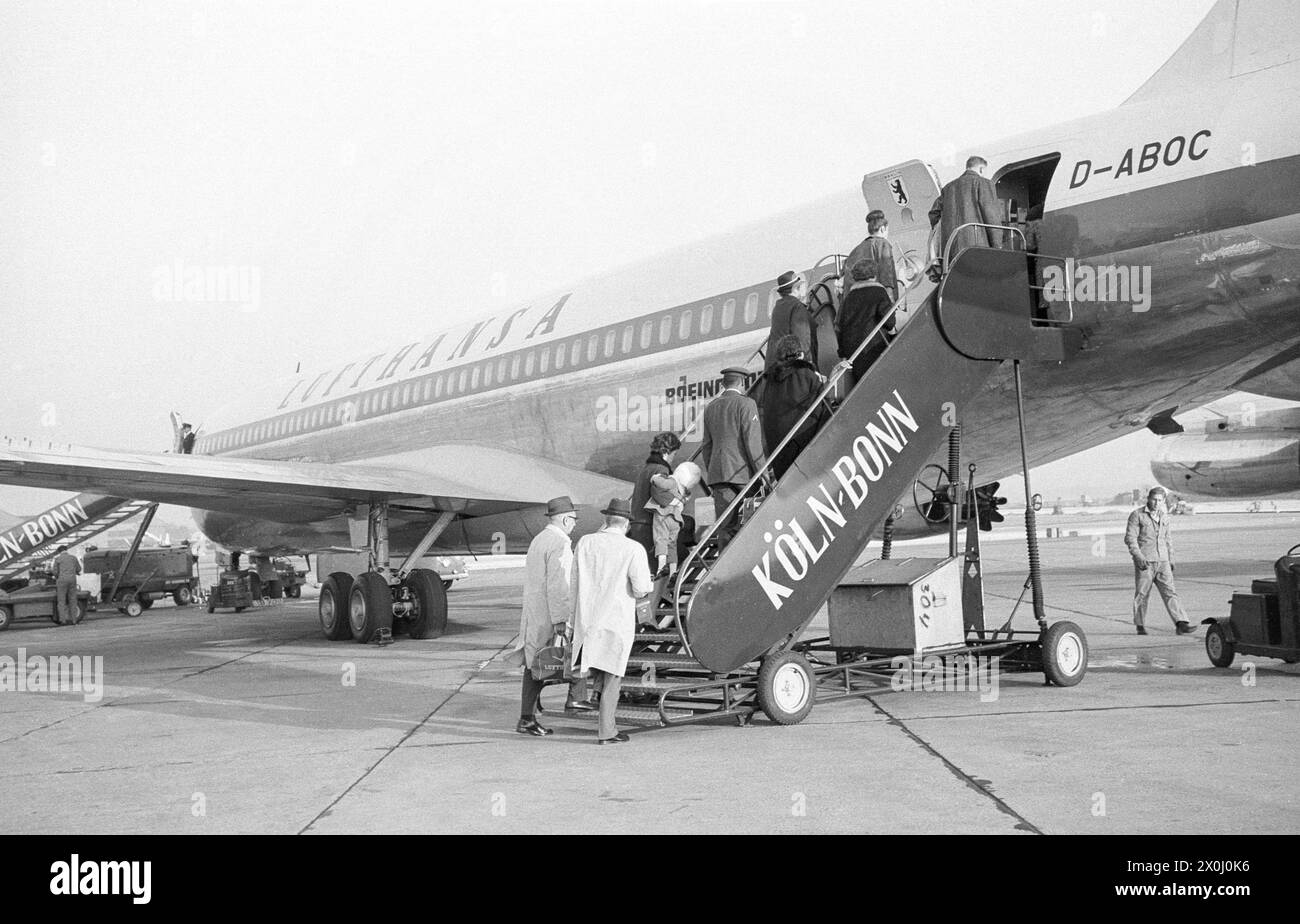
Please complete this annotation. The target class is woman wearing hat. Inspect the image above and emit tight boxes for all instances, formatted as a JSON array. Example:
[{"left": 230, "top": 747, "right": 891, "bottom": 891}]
[{"left": 628, "top": 431, "right": 681, "bottom": 569}]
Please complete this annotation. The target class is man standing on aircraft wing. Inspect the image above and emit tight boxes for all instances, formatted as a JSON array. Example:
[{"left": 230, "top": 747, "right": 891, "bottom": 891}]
[
  {"left": 1125, "top": 486, "right": 1195, "bottom": 636},
  {"left": 571, "top": 499, "right": 653, "bottom": 745},
  {"left": 929, "top": 155, "right": 1007, "bottom": 265},
  {"left": 507, "top": 496, "right": 593, "bottom": 737},
  {"left": 700, "top": 367, "right": 767, "bottom": 550}
]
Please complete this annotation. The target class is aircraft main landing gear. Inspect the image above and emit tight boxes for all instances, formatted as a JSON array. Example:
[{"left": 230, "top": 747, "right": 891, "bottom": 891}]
[{"left": 318, "top": 504, "right": 455, "bottom": 645}]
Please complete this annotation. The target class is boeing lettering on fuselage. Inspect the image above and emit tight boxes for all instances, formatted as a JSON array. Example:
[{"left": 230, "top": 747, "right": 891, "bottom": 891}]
[
  {"left": 275, "top": 293, "right": 573, "bottom": 409},
  {"left": 1069, "top": 129, "right": 1211, "bottom": 188},
  {"left": 751, "top": 389, "right": 919, "bottom": 608},
  {"left": 593, "top": 372, "right": 762, "bottom": 433}
]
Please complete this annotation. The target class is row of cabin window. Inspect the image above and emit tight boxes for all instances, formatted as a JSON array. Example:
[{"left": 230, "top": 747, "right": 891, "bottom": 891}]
[{"left": 200, "top": 285, "right": 787, "bottom": 453}]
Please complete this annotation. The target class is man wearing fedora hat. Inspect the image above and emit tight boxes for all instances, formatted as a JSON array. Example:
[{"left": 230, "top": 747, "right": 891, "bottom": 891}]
[
  {"left": 506, "top": 495, "right": 591, "bottom": 736},
  {"left": 571, "top": 497, "right": 654, "bottom": 744}
]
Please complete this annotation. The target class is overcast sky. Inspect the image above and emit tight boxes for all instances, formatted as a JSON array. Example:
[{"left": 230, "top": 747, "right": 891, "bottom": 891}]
[{"left": 0, "top": 0, "right": 1219, "bottom": 514}]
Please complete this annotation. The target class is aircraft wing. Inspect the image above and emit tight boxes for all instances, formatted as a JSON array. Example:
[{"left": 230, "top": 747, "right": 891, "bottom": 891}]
[{"left": 0, "top": 443, "right": 631, "bottom": 522}]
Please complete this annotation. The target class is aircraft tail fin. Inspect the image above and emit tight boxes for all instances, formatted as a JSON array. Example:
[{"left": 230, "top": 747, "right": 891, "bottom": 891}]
[{"left": 1123, "top": 0, "right": 1297, "bottom": 106}]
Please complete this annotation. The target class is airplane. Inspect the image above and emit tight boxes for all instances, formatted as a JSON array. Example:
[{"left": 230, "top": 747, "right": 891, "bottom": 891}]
[
  {"left": 0, "top": 0, "right": 1297, "bottom": 649},
  {"left": 1151, "top": 393, "right": 1300, "bottom": 498}
]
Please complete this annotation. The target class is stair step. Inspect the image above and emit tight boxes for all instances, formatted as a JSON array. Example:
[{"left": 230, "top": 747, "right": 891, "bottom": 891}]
[
  {"left": 633, "top": 629, "right": 683, "bottom": 643},
  {"left": 619, "top": 673, "right": 713, "bottom": 694},
  {"left": 626, "top": 650, "right": 707, "bottom": 671},
  {"left": 563, "top": 703, "right": 695, "bottom": 725}
]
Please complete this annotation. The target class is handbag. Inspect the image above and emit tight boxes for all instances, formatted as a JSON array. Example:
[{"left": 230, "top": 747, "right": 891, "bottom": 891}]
[{"left": 531, "top": 631, "right": 568, "bottom": 681}]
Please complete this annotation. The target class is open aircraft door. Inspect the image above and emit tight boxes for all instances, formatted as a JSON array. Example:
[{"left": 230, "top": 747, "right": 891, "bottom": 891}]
[{"left": 859, "top": 160, "right": 942, "bottom": 321}]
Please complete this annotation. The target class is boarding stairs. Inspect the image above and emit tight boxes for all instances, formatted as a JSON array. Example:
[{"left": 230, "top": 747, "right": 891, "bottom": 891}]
[
  {"left": 564, "top": 245, "right": 1080, "bottom": 728},
  {"left": 0, "top": 494, "right": 157, "bottom": 584}
]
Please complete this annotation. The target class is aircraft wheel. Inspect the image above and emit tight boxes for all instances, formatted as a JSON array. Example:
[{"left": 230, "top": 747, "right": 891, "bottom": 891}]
[
  {"left": 349, "top": 572, "right": 393, "bottom": 643},
  {"left": 406, "top": 568, "right": 448, "bottom": 640},
  {"left": 0, "top": 605, "right": 11, "bottom": 630},
  {"left": 124, "top": 599, "right": 144, "bottom": 618},
  {"left": 756, "top": 650, "right": 816, "bottom": 725},
  {"left": 319, "top": 572, "right": 354, "bottom": 640},
  {"left": 1041, "top": 620, "right": 1087, "bottom": 686},
  {"left": 1205, "top": 622, "right": 1235, "bottom": 668}
]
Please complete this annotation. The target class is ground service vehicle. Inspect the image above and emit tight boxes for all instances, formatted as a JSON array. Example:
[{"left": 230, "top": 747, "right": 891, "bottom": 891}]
[
  {"left": 0, "top": 574, "right": 94, "bottom": 629},
  {"left": 1204, "top": 543, "right": 1300, "bottom": 666},
  {"left": 207, "top": 571, "right": 255, "bottom": 613},
  {"left": 83, "top": 545, "right": 200, "bottom": 616},
  {"left": 271, "top": 557, "right": 307, "bottom": 598}
]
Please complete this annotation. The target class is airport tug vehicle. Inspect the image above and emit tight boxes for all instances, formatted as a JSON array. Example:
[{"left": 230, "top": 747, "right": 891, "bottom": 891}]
[
  {"left": 557, "top": 243, "right": 1090, "bottom": 729},
  {"left": 0, "top": 569, "right": 95, "bottom": 629},
  {"left": 1203, "top": 542, "right": 1300, "bottom": 667}
]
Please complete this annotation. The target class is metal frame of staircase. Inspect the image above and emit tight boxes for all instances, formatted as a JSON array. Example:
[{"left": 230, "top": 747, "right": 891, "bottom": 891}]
[
  {"left": 0, "top": 497, "right": 157, "bottom": 585},
  {"left": 562, "top": 244, "right": 1086, "bottom": 731}
]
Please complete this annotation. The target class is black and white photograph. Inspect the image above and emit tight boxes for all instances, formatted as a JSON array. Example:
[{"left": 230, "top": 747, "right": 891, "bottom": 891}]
[{"left": 0, "top": 0, "right": 1296, "bottom": 879}]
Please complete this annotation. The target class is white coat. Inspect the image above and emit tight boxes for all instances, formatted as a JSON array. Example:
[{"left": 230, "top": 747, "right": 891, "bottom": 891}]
[
  {"left": 572, "top": 527, "right": 653, "bottom": 677},
  {"left": 505, "top": 524, "right": 573, "bottom": 669}
]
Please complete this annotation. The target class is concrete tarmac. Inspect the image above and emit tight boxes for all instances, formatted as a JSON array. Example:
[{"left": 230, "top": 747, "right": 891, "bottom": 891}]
[{"left": 1, "top": 513, "right": 1296, "bottom": 834}]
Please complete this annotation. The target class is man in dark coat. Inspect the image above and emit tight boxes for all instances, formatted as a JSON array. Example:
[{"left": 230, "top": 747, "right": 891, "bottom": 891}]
[
  {"left": 700, "top": 368, "right": 766, "bottom": 550},
  {"left": 628, "top": 431, "right": 679, "bottom": 569},
  {"left": 762, "top": 335, "right": 828, "bottom": 480},
  {"left": 928, "top": 155, "right": 1007, "bottom": 265},
  {"left": 837, "top": 259, "right": 896, "bottom": 386},
  {"left": 843, "top": 210, "right": 899, "bottom": 305}
]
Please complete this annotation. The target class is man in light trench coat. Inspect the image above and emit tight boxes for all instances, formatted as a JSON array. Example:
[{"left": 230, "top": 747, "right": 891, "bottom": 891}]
[
  {"left": 506, "top": 496, "right": 593, "bottom": 737},
  {"left": 571, "top": 498, "right": 654, "bottom": 745}
]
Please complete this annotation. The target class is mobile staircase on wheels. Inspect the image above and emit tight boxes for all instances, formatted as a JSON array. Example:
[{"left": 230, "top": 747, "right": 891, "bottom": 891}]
[
  {"left": 566, "top": 244, "right": 1088, "bottom": 729},
  {"left": 0, "top": 493, "right": 158, "bottom": 589}
]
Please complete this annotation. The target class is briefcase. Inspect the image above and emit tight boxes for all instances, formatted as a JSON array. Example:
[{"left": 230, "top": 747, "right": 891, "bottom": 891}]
[{"left": 531, "top": 633, "right": 568, "bottom": 681}]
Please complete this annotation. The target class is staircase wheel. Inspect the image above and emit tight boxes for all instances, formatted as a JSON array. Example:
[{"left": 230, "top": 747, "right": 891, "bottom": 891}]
[
  {"left": 756, "top": 650, "right": 817, "bottom": 725},
  {"left": 1041, "top": 620, "right": 1088, "bottom": 686}
]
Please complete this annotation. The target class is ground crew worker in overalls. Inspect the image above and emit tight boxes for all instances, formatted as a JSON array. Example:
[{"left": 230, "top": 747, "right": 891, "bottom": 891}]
[
  {"left": 1125, "top": 486, "right": 1194, "bottom": 636},
  {"left": 52, "top": 545, "right": 81, "bottom": 626}
]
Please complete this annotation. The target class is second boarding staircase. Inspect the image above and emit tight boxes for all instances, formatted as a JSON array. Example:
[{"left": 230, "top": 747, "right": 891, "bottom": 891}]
[
  {"left": 0, "top": 493, "right": 157, "bottom": 584},
  {"left": 566, "top": 246, "right": 1080, "bottom": 727}
]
